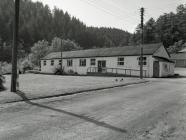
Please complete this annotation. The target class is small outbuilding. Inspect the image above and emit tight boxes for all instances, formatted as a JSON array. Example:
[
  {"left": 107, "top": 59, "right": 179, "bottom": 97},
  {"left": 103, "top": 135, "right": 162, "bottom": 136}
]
[
  {"left": 171, "top": 48, "right": 186, "bottom": 67},
  {"left": 40, "top": 43, "right": 175, "bottom": 78}
]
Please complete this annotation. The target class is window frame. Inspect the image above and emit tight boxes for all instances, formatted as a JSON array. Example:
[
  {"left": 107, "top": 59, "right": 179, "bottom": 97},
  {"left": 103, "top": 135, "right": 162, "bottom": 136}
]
[
  {"left": 164, "top": 63, "right": 169, "bottom": 72},
  {"left": 59, "top": 60, "right": 62, "bottom": 65},
  {"left": 117, "top": 57, "right": 125, "bottom": 66},
  {"left": 90, "top": 58, "right": 96, "bottom": 66},
  {"left": 67, "top": 59, "right": 73, "bottom": 67},
  {"left": 138, "top": 57, "right": 147, "bottom": 66},
  {"left": 79, "top": 59, "right": 86, "bottom": 67},
  {"left": 51, "top": 60, "right": 54, "bottom": 66},
  {"left": 43, "top": 60, "right": 46, "bottom": 66}
]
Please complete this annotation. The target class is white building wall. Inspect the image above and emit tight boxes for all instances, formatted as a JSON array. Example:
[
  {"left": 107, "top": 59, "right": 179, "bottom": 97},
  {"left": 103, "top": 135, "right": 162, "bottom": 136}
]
[
  {"left": 151, "top": 57, "right": 175, "bottom": 77},
  {"left": 149, "top": 56, "right": 155, "bottom": 77},
  {"left": 97, "top": 56, "right": 152, "bottom": 77},
  {"left": 40, "top": 45, "right": 175, "bottom": 77},
  {"left": 159, "top": 62, "right": 175, "bottom": 77},
  {"left": 41, "top": 55, "right": 153, "bottom": 77},
  {"left": 63, "top": 58, "right": 90, "bottom": 75},
  {"left": 40, "top": 55, "right": 174, "bottom": 77},
  {"left": 40, "top": 59, "right": 61, "bottom": 73}
]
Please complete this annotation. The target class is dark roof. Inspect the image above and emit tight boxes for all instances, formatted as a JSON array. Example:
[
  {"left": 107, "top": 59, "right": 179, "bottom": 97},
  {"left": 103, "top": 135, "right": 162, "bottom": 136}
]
[
  {"left": 171, "top": 52, "right": 186, "bottom": 60},
  {"left": 153, "top": 56, "right": 175, "bottom": 63},
  {"left": 41, "top": 43, "right": 163, "bottom": 60}
]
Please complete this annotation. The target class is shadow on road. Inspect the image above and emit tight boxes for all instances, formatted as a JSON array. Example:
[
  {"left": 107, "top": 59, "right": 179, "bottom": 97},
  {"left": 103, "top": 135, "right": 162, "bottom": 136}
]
[{"left": 15, "top": 90, "right": 127, "bottom": 134}]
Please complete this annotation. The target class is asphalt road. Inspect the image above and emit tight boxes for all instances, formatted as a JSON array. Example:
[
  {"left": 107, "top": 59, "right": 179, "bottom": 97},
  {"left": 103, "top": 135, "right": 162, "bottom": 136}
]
[{"left": 0, "top": 78, "right": 186, "bottom": 140}]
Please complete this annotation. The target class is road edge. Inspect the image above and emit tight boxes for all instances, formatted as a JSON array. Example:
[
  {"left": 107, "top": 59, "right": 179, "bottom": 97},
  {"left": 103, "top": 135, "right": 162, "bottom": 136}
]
[{"left": 2, "top": 80, "right": 149, "bottom": 104}]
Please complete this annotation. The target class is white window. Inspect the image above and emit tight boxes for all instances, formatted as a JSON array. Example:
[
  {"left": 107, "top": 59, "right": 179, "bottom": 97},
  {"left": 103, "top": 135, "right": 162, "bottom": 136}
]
[
  {"left": 43, "top": 60, "right": 46, "bottom": 66},
  {"left": 51, "top": 60, "right": 54, "bottom": 66},
  {"left": 80, "top": 59, "right": 86, "bottom": 67},
  {"left": 138, "top": 57, "right": 147, "bottom": 65},
  {"left": 67, "top": 59, "right": 73, "bottom": 67},
  {"left": 117, "top": 57, "right": 124, "bottom": 66},
  {"left": 90, "top": 59, "right": 96, "bottom": 66}
]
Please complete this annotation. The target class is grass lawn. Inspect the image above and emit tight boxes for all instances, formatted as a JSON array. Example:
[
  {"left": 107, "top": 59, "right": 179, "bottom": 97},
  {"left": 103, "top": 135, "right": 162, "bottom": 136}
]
[{"left": 1, "top": 74, "right": 141, "bottom": 102}]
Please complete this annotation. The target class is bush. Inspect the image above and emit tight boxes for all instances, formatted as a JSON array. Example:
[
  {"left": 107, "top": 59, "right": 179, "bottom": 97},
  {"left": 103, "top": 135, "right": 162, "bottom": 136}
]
[
  {"left": 54, "top": 67, "right": 65, "bottom": 75},
  {"left": 20, "top": 59, "right": 33, "bottom": 73},
  {"left": 0, "top": 62, "right": 12, "bottom": 74}
]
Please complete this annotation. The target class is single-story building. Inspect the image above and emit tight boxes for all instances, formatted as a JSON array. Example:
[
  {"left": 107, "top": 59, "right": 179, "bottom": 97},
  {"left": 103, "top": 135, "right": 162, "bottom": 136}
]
[
  {"left": 171, "top": 48, "right": 186, "bottom": 67},
  {"left": 40, "top": 43, "right": 175, "bottom": 77}
]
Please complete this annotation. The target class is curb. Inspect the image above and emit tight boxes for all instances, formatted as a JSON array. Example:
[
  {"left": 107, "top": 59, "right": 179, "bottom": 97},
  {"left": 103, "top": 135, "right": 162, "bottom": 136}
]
[{"left": 2, "top": 80, "right": 149, "bottom": 104}]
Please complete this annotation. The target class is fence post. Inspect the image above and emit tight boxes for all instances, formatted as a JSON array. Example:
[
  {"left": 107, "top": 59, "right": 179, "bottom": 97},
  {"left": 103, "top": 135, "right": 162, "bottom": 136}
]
[{"left": 130, "top": 69, "right": 131, "bottom": 77}]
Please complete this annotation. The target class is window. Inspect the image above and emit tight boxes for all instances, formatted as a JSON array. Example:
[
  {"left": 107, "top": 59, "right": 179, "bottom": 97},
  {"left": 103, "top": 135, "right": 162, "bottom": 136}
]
[
  {"left": 59, "top": 60, "right": 62, "bottom": 65},
  {"left": 138, "top": 57, "right": 147, "bottom": 65},
  {"left": 90, "top": 59, "right": 96, "bottom": 66},
  {"left": 79, "top": 59, "right": 86, "bottom": 67},
  {"left": 67, "top": 59, "right": 73, "bottom": 67},
  {"left": 117, "top": 57, "right": 124, "bottom": 66},
  {"left": 43, "top": 60, "right": 46, "bottom": 66},
  {"left": 51, "top": 60, "right": 54, "bottom": 66},
  {"left": 164, "top": 63, "right": 169, "bottom": 72}
]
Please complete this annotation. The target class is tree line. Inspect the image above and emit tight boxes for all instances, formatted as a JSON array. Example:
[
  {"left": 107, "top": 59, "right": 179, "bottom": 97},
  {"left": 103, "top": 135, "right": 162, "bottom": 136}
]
[
  {"left": 0, "top": 0, "right": 131, "bottom": 63},
  {"left": 0, "top": 0, "right": 186, "bottom": 64},
  {"left": 130, "top": 4, "right": 186, "bottom": 51}
]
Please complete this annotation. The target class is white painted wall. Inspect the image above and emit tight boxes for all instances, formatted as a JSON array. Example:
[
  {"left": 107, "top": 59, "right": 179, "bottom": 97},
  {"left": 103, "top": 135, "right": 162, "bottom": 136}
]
[
  {"left": 63, "top": 58, "right": 88, "bottom": 75},
  {"left": 40, "top": 45, "right": 175, "bottom": 77},
  {"left": 40, "top": 59, "right": 61, "bottom": 73},
  {"left": 151, "top": 57, "right": 175, "bottom": 77},
  {"left": 40, "top": 55, "right": 174, "bottom": 77},
  {"left": 159, "top": 62, "right": 175, "bottom": 77},
  {"left": 41, "top": 55, "right": 154, "bottom": 77}
]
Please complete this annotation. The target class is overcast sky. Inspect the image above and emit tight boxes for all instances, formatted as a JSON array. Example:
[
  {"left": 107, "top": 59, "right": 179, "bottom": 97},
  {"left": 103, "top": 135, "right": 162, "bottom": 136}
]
[{"left": 32, "top": 0, "right": 185, "bottom": 33}]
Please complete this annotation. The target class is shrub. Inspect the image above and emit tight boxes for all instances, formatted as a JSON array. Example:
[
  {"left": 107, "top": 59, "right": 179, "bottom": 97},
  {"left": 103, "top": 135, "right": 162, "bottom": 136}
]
[
  {"left": 20, "top": 59, "right": 33, "bottom": 73},
  {"left": 0, "top": 62, "right": 12, "bottom": 74},
  {"left": 54, "top": 67, "right": 65, "bottom": 75}
]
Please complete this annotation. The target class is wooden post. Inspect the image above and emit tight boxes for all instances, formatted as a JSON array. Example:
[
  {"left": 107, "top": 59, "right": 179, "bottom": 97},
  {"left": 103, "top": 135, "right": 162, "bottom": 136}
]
[
  {"left": 140, "top": 7, "right": 144, "bottom": 79},
  {"left": 11, "top": 0, "right": 20, "bottom": 92},
  {"left": 140, "top": 47, "right": 143, "bottom": 79},
  {"left": 60, "top": 39, "right": 63, "bottom": 74},
  {"left": 130, "top": 69, "right": 131, "bottom": 77}
]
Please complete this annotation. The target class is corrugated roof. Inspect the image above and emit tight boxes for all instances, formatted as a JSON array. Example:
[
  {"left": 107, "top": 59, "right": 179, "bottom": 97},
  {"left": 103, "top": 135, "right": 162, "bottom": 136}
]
[
  {"left": 41, "top": 43, "right": 162, "bottom": 60},
  {"left": 171, "top": 52, "right": 186, "bottom": 60}
]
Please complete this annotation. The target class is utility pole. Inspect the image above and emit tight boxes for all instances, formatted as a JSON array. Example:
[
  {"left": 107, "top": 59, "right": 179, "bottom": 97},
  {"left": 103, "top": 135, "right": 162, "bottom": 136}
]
[
  {"left": 140, "top": 7, "right": 144, "bottom": 79},
  {"left": 60, "top": 39, "right": 63, "bottom": 74},
  {"left": 11, "top": 0, "right": 20, "bottom": 92}
]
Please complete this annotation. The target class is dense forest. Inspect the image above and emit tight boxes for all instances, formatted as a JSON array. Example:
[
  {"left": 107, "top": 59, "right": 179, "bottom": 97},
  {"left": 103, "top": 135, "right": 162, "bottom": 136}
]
[
  {"left": 131, "top": 4, "right": 186, "bottom": 51},
  {"left": 0, "top": 0, "right": 131, "bottom": 63},
  {"left": 0, "top": 0, "right": 186, "bottom": 64}
]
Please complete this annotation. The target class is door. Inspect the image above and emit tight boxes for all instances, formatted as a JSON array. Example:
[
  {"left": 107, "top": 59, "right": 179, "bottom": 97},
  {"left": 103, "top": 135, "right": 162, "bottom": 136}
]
[
  {"left": 98, "top": 61, "right": 106, "bottom": 73},
  {"left": 153, "top": 61, "right": 159, "bottom": 77}
]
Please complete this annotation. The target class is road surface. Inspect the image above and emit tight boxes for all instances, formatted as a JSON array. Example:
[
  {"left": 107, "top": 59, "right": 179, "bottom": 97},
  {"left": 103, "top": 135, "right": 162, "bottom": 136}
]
[{"left": 0, "top": 78, "right": 186, "bottom": 140}]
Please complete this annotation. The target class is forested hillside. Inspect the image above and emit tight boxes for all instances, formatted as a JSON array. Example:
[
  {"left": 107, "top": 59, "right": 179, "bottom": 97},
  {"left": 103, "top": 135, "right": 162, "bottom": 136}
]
[
  {"left": 0, "top": 0, "right": 186, "bottom": 63},
  {"left": 131, "top": 4, "right": 186, "bottom": 50},
  {"left": 0, "top": 0, "right": 131, "bottom": 62}
]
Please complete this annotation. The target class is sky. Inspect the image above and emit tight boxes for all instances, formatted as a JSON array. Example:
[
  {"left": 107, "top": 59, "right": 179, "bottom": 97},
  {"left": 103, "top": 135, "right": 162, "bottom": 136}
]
[{"left": 32, "top": 0, "right": 185, "bottom": 33}]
